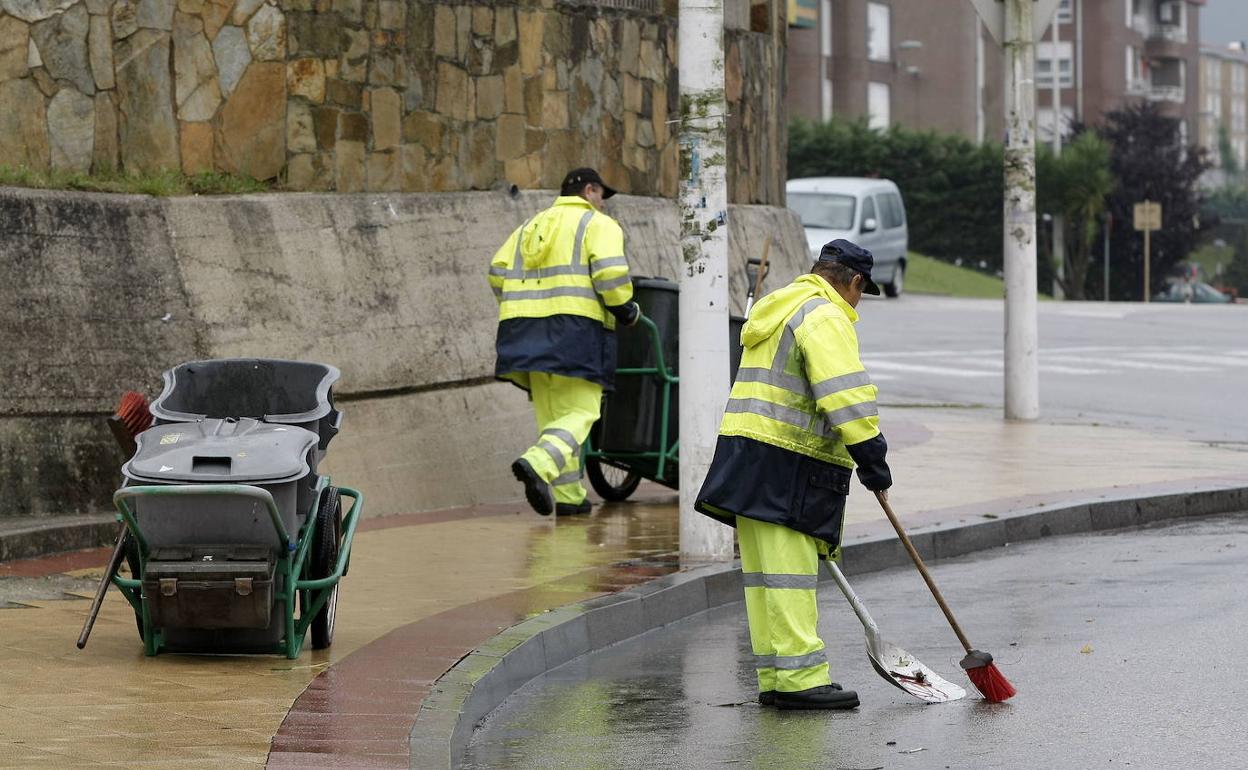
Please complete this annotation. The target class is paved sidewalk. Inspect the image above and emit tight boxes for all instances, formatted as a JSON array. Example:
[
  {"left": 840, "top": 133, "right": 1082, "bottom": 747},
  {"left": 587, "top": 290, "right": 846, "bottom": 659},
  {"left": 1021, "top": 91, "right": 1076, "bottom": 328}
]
[{"left": 1, "top": 404, "right": 1245, "bottom": 768}]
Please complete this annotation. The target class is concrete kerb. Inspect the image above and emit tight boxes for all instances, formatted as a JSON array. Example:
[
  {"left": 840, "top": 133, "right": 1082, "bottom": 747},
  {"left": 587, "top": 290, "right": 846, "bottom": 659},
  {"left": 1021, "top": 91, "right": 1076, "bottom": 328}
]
[
  {"left": 408, "top": 480, "right": 1248, "bottom": 769},
  {"left": 0, "top": 515, "right": 116, "bottom": 563}
]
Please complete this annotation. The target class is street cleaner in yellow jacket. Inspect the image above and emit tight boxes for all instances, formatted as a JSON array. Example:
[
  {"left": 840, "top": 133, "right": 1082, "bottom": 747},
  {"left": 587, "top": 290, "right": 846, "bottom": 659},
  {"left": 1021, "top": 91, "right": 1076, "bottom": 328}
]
[
  {"left": 696, "top": 239, "right": 892, "bottom": 710},
  {"left": 489, "top": 168, "right": 641, "bottom": 516}
]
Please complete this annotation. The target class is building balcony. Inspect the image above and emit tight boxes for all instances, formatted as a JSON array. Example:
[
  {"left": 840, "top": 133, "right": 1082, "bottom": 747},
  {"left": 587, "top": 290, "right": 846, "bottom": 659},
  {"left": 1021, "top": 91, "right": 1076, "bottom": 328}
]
[
  {"left": 1148, "top": 84, "right": 1186, "bottom": 103},
  {"left": 1147, "top": 23, "right": 1188, "bottom": 45},
  {"left": 1145, "top": 33, "right": 1187, "bottom": 59}
]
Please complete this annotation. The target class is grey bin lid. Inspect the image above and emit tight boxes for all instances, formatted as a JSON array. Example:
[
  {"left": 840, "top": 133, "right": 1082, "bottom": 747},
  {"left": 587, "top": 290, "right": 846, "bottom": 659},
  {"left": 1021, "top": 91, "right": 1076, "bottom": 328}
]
[{"left": 124, "top": 418, "right": 318, "bottom": 485}]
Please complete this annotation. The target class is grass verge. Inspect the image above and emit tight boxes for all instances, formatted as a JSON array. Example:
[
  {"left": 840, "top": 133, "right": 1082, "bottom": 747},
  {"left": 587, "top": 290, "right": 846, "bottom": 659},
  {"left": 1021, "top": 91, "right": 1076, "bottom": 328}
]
[{"left": 0, "top": 165, "right": 271, "bottom": 196}]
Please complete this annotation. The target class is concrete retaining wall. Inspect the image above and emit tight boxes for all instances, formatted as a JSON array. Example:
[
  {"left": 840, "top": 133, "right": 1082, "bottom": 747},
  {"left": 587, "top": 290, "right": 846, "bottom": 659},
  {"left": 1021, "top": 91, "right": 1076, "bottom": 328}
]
[{"left": 0, "top": 185, "right": 809, "bottom": 519}]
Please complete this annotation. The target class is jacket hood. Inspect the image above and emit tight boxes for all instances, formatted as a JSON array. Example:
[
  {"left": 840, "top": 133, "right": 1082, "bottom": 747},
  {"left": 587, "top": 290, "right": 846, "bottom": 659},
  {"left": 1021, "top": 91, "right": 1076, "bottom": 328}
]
[
  {"left": 741, "top": 273, "right": 857, "bottom": 348},
  {"left": 520, "top": 196, "right": 591, "bottom": 269}
]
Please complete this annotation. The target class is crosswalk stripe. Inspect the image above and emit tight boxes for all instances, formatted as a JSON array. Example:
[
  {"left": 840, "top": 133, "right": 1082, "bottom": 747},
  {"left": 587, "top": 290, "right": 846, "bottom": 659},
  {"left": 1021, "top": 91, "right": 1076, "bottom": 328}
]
[
  {"left": 1125, "top": 351, "right": 1248, "bottom": 368},
  {"left": 865, "top": 361, "right": 997, "bottom": 378},
  {"left": 1045, "top": 355, "right": 1214, "bottom": 373}
]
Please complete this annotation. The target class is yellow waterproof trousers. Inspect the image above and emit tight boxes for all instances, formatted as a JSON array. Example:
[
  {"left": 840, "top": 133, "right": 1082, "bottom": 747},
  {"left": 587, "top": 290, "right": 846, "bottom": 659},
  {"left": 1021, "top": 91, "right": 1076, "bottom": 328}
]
[
  {"left": 737, "top": 515, "right": 832, "bottom": 693},
  {"left": 518, "top": 372, "right": 603, "bottom": 505}
]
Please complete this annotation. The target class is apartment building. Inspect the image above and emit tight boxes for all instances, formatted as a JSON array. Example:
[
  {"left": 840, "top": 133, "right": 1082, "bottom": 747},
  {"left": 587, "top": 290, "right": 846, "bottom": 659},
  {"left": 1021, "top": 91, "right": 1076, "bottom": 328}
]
[
  {"left": 1199, "top": 43, "right": 1248, "bottom": 171},
  {"left": 787, "top": 0, "right": 1204, "bottom": 147}
]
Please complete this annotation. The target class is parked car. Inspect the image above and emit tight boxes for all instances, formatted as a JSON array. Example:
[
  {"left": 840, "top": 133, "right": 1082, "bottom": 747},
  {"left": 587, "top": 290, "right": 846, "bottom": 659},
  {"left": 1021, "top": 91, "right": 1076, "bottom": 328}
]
[
  {"left": 1152, "top": 280, "right": 1233, "bottom": 303},
  {"left": 786, "top": 177, "right": 908, "bottom": 297}
]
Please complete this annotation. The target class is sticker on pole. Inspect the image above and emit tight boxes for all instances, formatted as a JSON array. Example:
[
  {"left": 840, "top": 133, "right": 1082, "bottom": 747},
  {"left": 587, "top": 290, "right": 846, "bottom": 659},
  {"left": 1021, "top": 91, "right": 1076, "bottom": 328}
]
[{"left": 971, "top": 0, "right": 1063, "bottom": 46}]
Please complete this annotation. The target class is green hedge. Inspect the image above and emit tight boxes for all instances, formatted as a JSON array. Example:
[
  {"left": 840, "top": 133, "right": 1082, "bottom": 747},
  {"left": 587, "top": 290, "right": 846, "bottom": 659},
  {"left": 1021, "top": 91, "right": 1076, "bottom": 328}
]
[{"left": 788, "top": 118, "right": 1005, "bottom": 272}]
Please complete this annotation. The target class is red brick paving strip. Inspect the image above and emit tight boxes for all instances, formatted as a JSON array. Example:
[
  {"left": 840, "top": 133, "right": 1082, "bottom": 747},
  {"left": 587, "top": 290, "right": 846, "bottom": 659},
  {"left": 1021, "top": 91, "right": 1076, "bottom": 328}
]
[{"left": 265, "top": 560, "right": 675, "bottom": 768}]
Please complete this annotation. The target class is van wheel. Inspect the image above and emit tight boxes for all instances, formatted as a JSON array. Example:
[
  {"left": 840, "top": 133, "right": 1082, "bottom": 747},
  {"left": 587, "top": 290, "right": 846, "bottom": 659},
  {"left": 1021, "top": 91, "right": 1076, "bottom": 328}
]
[{"left": 884, "top": 264, "right": 904, "bottom": 298}]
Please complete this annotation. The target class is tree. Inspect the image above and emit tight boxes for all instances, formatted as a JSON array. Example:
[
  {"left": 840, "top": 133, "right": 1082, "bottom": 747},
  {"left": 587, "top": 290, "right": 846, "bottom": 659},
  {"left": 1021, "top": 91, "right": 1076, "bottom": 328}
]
[
  {"left": 1036, "top": 132, "right": 1116, "bottom": 300},
  {"left": 788, "top": 118, "right": 1004, "bottom": 272},
  {"left": 1217, "top": 122, "right": 1241, "bottom": 177},
  {"left": 1097, "top": 103, "right": 1210, "bottom": 300}
]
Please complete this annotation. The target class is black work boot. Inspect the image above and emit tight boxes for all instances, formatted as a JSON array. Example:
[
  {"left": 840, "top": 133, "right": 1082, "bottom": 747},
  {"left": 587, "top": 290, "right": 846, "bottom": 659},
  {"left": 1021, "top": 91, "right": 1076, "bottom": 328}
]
[
  {"left": 758, "top": 691, "right": 776, "bottom": 706},
  {"left": 511, "top": 458, "right": 554, "bottom": 516},
  {"left": 774, "top": 684, "right": 859, "bottom": 711},
  {"left": 555, "top": 500, "right": 592, "bottom": 516}
]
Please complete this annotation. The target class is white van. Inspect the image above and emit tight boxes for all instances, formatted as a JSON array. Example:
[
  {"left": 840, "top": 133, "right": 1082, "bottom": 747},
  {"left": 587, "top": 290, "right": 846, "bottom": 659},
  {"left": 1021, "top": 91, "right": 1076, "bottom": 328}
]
[{"left": 785, "top": 177, "right": 909, "bottom": 297}]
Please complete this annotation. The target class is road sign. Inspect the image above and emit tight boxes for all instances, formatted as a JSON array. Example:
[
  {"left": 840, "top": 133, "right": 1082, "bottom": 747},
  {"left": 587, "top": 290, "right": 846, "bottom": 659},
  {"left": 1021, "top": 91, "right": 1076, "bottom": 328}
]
[
  {"left": 1133, "top": 201, "right": 1161, "bottom": 232},
  {"left": 970, "top": 0, "right": 1063, "bottom": 46}
]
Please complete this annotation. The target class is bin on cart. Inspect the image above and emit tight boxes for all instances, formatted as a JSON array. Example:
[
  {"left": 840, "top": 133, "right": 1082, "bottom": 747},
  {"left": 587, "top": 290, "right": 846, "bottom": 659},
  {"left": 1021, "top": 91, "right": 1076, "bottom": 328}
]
[
  {"left": 585, "top": 278, "right": 744, "bottom": 500},
  {"left": 110, "top": 359, "right": 361, "bottom": 658}
]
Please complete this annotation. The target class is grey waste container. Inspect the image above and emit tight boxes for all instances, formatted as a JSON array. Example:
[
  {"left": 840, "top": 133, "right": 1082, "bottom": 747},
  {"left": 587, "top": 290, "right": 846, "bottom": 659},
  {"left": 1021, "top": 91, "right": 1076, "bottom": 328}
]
[
  {"left": 596, "top": 277, "right": 745, "bottom": 486},
  {"left": 150, "top": 358, "right": 342, "bottom": 454}
]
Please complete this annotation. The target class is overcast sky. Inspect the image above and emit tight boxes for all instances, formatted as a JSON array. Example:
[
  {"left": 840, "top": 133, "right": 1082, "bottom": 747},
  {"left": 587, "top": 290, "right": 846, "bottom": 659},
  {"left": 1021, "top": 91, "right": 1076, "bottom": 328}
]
[{"left": 1202, "top": 0, "right": 1248, "bottom": 47}]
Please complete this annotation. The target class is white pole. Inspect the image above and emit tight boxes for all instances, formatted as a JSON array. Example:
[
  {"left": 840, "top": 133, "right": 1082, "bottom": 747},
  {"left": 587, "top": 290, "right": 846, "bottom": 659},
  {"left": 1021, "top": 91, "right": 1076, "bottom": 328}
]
[
  {"left": 1004, "top": 0, "right": 1040, "bottom": 421},
  {"left": 678, "top": 0, "right": 733, "bottom": 561}
]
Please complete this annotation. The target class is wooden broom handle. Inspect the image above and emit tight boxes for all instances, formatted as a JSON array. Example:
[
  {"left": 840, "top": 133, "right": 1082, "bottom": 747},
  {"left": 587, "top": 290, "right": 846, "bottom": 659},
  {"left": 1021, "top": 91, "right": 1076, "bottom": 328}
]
[
  {"left": 875, "top": 491, "right": 974, "bottom": 654},
  {"left": 751, "top": 239, "right": 771, "bottom": 300}
]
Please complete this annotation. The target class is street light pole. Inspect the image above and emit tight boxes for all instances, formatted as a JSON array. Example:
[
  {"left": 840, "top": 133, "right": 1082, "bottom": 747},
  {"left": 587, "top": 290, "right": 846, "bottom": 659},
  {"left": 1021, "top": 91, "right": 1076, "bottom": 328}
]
[
  {"left": 1003, "top": 0, "right": 1040, "bottom": 420},
  {"left": 677, "top": 1, "right": 733, "bottom": 561}
]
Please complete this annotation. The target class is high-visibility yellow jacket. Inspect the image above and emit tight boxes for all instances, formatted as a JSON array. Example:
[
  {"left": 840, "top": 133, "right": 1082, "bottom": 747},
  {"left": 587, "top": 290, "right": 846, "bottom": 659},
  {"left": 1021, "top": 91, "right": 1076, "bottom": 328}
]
[
  {"left": 695, "top": 273, "right": 890, "bottom": 546},
  {"left": 722, "top": 272, "right": 880, "bottom": 466},
  {"left": 488, "top": 196, "right": 634, "bottom": 390}
]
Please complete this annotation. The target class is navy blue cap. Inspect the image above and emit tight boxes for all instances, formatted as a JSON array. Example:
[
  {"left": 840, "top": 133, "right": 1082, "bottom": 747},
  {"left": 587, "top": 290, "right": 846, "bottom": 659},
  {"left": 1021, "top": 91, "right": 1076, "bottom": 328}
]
[
  {"left": 818, "top": 239, "right": 880, "bottom": 295},
  {"left": 561, "top": 167, "right": 616, "bottom": 199}
]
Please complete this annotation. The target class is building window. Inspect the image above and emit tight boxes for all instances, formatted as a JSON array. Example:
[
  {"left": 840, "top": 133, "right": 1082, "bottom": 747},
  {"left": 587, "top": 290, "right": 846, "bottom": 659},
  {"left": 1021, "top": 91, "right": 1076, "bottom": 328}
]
[
  {"left": 868, "top": 81, "right": 890, "bottom": 129},
  {"left": 1234, "top": 65, "right": 1246, "bottom": 95},
  {"left": 1126, "top": 46, "right": 1146, "bottom": 92},
  {"left": 1037, "top": 107, "right": 1075, "bottom": 143},
  {"left": 787, "top": 0, "right": 817, "bottom": 29},
  {"left": 1056, "top": 0, "right": 1073, "bottom": 24},
  {"left": 867, "top": 2, "right": 890, "bottom": 63},
  {"left": 1036, "top": 42, "right": 1074, "bottom": 88}
]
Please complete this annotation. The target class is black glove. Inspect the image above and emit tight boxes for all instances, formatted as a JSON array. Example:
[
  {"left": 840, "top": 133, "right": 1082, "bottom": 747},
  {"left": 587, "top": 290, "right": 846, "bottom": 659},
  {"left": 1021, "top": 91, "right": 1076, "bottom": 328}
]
[
  {"left": 608, "top": 301, "right": 641, "bottom": 327},
  {"left": 846, "top": 433, "right": 892, "bottom": 491}
]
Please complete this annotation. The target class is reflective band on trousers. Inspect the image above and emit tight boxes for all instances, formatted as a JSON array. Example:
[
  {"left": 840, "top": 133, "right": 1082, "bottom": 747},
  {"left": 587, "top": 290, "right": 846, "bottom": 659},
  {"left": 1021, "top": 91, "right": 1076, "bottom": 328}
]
[
  {"left": 551, "top": 470, "right": 583, "bottom": 486},
  {"left": 742, "top": 572, "right": 819, "bottom": 590},
  {"left": 754, "top": 651, "right": 828, "bottom": 670},
  {"left": 500, "top": 286, "right": 600, "bottom": 302},
  {"left": 538, "top": 440, "right": 566, "bottom": 469},
  {"left": 541, "top": 428, "right": 580, "bottom": 457}
]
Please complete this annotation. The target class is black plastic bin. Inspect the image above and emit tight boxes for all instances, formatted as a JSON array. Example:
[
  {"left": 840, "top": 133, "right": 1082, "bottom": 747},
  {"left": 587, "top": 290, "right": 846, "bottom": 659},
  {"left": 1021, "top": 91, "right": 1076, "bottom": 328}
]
[
  {"left": 150, "top": 358, "right": 342, "bottom": 452},
  {"left": 596, "top": 277, "right": 744, "bottom": 485}
]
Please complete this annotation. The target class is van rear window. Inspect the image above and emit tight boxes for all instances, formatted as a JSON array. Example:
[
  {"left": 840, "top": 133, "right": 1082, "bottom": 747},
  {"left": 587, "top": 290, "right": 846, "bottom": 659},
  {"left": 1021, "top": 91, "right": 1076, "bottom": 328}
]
[{"left": 788, "top": 193, "right": 856, "bottom": 230}]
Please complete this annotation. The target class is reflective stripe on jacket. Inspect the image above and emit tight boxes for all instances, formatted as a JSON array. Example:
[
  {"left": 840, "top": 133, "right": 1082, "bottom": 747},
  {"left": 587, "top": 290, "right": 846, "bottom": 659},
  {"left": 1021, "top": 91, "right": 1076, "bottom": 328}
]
[
  {"left": 719, "top": 273, "right": 880, "bottom": 468},
  {"left": 488, "top": 196, "right": 633, "bottom": 330}
]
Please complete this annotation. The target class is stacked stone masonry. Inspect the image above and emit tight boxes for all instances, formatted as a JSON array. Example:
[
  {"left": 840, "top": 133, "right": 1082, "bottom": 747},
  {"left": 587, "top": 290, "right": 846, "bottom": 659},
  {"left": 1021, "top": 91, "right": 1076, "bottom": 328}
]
[{"left": 0, "top": 0, "right": 785, "bottom": 204}]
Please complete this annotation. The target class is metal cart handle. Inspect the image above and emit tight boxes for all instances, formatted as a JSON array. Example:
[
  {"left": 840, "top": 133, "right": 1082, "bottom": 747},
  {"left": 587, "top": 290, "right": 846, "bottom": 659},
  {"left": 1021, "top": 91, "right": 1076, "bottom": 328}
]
[{"left": 113, "top": 484, "right": 293, "bottom": 555}]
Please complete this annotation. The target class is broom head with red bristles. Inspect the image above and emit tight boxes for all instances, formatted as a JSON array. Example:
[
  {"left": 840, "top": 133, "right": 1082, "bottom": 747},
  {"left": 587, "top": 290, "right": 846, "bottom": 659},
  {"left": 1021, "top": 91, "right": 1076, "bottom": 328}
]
[
  {"left": 107, "top": 391, "right": 152, "bottom": 457},
  {"left": 960, "top": 649, "right": 1016, "bottom": 703},
  {"left": 115, "top": 391, "right": 152, "bottom": 436}
]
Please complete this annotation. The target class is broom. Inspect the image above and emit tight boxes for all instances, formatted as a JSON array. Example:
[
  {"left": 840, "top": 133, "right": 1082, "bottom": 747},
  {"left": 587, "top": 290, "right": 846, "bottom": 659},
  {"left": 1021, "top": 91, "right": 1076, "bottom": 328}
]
[
  {"left": 78, "top": 391, "right": 152, "bottom": 650},
  {"left": 874, "top": 491, "right": 1016, "bottom": 702},
  {"left": 105, "top": 391, "right": 152, "bottom": 459}
]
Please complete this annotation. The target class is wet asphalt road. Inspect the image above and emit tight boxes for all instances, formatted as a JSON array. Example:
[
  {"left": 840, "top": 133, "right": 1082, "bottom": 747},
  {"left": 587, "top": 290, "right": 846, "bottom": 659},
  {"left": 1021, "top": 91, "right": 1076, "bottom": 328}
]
[
  {"left": 855, "top": 296, "right": 1248, "bottom": 444},
  {"left": 464, "top": 512, "right": 1248, "bottom": 769}
]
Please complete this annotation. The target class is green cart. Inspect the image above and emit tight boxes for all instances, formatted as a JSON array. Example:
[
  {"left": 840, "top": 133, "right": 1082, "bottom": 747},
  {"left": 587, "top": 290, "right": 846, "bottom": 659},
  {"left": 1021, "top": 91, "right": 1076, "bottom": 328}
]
[
  {"left": 109, "top": 359, "right": 363, "bottom": 658},
  {"left": 584, "top": 278, "right": 743, "bottom": 501}
]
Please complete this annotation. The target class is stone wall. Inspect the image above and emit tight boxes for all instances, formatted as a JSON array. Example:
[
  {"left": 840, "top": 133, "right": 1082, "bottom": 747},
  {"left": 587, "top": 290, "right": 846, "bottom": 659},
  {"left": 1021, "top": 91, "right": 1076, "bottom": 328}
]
[
  {"left": 0, "top": 186, "right": 808, "bottom": 519},
  {"left": 0, "top": 1, "right": 787, "bottom": 204}
]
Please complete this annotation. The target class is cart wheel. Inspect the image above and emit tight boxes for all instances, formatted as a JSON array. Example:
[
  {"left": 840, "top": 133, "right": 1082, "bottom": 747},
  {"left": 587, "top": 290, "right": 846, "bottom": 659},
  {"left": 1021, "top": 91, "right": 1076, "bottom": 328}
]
[
  {"left": 585, "top": 458, "right": 642, "bottom": 502},
  {"left": 309, "top": 487, "right": 342, "bottom": 650},
  {"left": 122, "top": 534, "right": 145, "bottom": 641}
]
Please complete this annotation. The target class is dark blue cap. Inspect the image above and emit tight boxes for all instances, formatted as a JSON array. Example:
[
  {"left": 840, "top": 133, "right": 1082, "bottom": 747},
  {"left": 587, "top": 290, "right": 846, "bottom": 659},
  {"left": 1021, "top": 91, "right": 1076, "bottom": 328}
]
[{"left": 817, "top": 239, "right": 880, "bottom": 295}]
